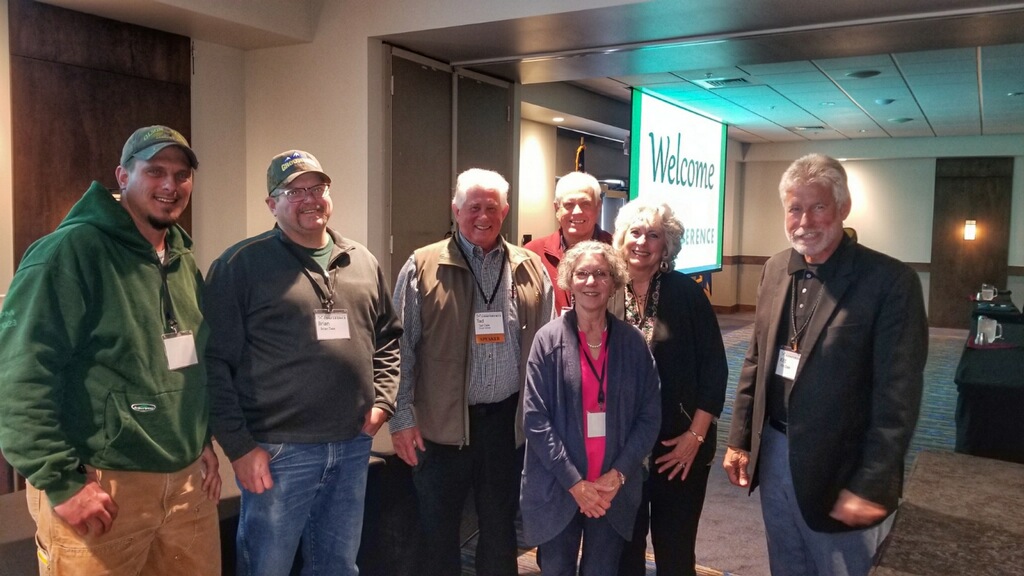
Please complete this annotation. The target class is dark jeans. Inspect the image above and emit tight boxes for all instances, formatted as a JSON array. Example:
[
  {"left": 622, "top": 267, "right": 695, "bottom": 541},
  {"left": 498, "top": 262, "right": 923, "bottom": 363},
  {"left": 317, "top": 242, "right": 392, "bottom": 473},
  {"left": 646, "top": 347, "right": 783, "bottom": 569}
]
[
  {"left": 412, "top": 393, "right": 520, "bottom": 576},
  {"left": 618, "top": 459, "right": 712, "bottom": 576},
  {"left": 538, "top": 512, "right": 625, "bottom": 576}
]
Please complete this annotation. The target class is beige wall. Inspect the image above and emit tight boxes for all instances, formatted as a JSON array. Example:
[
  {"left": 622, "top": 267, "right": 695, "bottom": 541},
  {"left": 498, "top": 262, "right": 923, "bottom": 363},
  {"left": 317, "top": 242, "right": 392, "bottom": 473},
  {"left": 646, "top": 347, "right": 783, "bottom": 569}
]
[
  {"left": 722, "top": 138, "right": 1024, "bottom": 308},
  {"left": 191, "top": 40, "right": 248, "bottom": 272},
  {"left": 518, "top": 119, "right": 558, "bottom": 243},
  {"left": 735, "top": 156, "right": 937, "bottom": 263},
  {"left": 0, "top": 0, "right": 12, "bottom": 300}
]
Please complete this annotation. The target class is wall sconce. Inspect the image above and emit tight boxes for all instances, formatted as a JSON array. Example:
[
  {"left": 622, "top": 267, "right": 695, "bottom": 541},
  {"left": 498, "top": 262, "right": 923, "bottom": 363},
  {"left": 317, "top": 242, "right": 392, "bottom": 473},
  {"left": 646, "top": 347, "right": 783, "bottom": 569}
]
[{"left": 964, "top": 220, "right": 977, "bottom": 241}]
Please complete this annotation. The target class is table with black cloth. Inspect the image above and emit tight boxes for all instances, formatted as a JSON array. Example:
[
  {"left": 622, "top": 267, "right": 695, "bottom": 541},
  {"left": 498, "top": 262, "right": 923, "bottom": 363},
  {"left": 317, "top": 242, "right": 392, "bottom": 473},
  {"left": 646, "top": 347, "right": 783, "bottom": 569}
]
[
  {"left": 970, "top": 291, "right": 1022, "bottom": 321},
  {"left": 954, "top": 297, "right": 1024, "bottom": 464}
]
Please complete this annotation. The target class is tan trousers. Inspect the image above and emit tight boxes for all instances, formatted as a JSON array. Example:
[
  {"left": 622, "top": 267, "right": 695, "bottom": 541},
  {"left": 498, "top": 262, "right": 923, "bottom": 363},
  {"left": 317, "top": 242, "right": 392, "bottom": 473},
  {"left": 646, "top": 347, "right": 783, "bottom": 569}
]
[{"left": 26, "top": 457, "right": 220, "bottom": 575}]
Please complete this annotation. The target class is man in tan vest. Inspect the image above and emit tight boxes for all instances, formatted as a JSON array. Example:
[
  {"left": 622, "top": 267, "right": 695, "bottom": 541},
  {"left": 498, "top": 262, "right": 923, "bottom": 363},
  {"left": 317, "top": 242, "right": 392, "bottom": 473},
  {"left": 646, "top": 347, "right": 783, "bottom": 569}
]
[{"left": 391, "top": 168, "right": 553, "bottom": 576}]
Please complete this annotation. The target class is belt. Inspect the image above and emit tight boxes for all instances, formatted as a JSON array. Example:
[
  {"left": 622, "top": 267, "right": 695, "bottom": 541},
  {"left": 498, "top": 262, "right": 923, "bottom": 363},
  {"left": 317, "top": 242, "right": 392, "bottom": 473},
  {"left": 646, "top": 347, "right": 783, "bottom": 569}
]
[
  {"left": 768, "top": 417, "right": 788, "bottom": 435},
  {"left": 468, "top": 392, "right": 519, "bottom": 416}
]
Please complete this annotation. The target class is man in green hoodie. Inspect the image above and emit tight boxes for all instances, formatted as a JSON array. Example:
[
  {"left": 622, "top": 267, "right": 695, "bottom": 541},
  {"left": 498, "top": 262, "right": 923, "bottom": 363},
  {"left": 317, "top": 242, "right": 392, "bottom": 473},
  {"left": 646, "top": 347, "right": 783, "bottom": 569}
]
[{"left": 0, "top": 126, "right": 221, "bottom": 575}]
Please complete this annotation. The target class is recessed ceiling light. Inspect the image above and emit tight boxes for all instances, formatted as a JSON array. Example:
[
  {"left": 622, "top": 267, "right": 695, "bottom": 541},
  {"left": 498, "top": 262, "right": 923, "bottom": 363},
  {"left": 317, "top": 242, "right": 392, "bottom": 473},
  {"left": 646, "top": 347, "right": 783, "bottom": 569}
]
[
  {"left": 552, "top": 117, "right": 565, "bottom": 123},
  {"left": 847, "top": 70, "right": 881, "bottom": 79},
  {"left": 875, "top": 98, "right": 896, "bottom": 105},
  {"left": 888, "top": 117, "right": 914, "bottom": 123},
  {"left": 821, "top": 101, "right": 835, "bottom": 106}
]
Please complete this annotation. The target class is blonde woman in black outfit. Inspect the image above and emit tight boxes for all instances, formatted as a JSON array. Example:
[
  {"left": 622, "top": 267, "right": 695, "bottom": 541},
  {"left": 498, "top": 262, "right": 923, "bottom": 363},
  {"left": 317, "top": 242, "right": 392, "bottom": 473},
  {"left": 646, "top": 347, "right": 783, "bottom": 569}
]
[{"left": 611, "top": 199, "right": 729, "bottom": 576}]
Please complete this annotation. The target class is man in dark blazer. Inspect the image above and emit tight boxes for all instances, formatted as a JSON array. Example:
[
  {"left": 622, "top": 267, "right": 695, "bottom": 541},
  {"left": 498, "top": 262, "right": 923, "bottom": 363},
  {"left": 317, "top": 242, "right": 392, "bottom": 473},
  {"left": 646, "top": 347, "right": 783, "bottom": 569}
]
[{"left": 724, "top": 153, "right": 928, "bottom": 576}]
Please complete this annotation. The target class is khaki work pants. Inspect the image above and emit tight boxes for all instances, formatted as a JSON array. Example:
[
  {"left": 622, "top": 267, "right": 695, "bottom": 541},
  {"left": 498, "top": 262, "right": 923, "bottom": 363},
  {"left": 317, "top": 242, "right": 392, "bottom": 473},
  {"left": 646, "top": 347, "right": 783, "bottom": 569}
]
[{"left": 26, "top": 457, "right": 220, "bottom": 575}]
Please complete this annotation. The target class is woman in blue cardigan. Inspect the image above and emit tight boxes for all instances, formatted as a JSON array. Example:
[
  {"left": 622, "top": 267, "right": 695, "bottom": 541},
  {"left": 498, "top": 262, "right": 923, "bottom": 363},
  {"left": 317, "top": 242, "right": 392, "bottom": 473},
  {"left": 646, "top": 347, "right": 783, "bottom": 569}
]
[{"left": 520, "top": 240, "right": 662, "bottom": 575}]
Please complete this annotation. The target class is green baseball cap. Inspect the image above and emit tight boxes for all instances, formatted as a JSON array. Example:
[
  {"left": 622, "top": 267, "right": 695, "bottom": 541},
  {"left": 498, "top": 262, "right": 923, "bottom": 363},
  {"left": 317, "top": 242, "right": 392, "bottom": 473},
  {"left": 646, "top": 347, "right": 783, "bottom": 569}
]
[
  {"left": 120, "top": 125, "right": 198, "bottom": 169},
  {"left": 267, "top": 150, "right": 332, "bottom": 195}
]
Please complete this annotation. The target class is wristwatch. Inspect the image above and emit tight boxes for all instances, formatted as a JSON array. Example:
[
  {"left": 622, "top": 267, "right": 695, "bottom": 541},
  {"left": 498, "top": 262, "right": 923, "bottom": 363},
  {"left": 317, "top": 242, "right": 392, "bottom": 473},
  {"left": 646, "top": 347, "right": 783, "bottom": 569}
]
[{"left": 688, "top": 429, "right": 705, "bottom": 444}]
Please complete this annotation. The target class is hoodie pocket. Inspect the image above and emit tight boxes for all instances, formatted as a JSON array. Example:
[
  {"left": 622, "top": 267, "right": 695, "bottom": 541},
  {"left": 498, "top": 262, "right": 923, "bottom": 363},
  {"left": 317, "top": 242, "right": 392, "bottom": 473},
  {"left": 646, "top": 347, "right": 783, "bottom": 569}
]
[{"left": 101, "top": 388, "right": 198, "bottom": 468}]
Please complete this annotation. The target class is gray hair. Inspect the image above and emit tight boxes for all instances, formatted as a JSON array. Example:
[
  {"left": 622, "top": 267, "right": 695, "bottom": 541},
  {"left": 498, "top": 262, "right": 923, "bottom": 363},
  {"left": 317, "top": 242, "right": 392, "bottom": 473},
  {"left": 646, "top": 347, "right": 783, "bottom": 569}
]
[
  {"left": 778, "top": 153, "right": 850, "bottom": 209},
  {"left": 554, "top": 172, "right": 602, "bottom": 206},
  {"left": 612, "top": 198, "right": 684, "bottom": 267},
  {"left": 556, "top": 240, "right": 629, "bottom": 293},
  {"left": 452, "top": 168, "right": 509, "bottom": 209}
]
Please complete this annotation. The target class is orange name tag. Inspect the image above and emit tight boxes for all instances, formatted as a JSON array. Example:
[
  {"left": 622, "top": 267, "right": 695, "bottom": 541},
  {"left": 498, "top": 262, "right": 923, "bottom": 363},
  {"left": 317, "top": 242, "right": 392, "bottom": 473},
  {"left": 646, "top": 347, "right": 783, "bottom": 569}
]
[{"left": 474, "top": 311, "right": 506, "bottom": 344}]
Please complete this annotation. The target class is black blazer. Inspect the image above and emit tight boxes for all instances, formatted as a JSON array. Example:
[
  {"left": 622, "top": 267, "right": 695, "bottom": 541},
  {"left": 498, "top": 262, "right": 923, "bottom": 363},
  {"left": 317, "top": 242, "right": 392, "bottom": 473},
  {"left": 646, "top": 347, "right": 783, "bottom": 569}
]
[{"left": 728, "top": 237, "right": 928, "bottom": 532}]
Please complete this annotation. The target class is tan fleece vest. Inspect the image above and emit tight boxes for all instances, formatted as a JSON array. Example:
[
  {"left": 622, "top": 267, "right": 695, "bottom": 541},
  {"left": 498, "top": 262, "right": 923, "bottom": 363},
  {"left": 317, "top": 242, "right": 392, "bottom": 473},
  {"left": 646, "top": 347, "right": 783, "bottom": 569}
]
[{"left": 411, "top": 237, "right": 547, "bottom": 446}]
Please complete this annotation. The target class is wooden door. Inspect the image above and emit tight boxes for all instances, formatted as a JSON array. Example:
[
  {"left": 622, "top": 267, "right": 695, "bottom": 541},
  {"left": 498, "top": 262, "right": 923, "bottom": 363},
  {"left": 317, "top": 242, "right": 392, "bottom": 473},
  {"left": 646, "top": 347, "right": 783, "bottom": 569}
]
[
  {"left": 929, "top": 158, "right": 1013, "bottom": 328},
  {"left": 9, "top": 0, "right": 192, "bottom": 267}
]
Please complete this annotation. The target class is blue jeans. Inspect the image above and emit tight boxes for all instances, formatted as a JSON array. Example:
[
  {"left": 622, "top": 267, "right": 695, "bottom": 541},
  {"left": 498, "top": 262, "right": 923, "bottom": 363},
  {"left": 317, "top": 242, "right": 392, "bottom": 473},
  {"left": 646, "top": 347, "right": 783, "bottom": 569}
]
[
  {"left": 759, "top": 426, "right": 892, "bottom": 576},
  {"left": 236, "top": 435, "right": 373, "bottom": 576}
]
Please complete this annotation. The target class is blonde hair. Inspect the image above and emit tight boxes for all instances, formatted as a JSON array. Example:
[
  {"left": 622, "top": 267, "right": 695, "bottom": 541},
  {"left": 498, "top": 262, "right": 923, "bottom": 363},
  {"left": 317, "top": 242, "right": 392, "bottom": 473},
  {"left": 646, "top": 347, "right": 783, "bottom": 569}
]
[{"left": 612, "top": 198, "right": 684, "bottom": 267}]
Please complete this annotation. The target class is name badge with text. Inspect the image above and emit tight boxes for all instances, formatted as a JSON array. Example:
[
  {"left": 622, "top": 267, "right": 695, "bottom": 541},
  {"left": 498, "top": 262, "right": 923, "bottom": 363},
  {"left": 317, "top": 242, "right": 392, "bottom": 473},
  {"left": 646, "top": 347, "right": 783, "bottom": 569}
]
[
  {"left": 775, "top": 348, "right": 800, "bottom": 380},
  {"left": 163, "top": 331, "right": 198, "bottom": 370},
  {"left": 315, "top": 309, "right": 350, "bottom": 340},
  {"left": 474, "top": 311, "right": 506, "bottom": 344}
]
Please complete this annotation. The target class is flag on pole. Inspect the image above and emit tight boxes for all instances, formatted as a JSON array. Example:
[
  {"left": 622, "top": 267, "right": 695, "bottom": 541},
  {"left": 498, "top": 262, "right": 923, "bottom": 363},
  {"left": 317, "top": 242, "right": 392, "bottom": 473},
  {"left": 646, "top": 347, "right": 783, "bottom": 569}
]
[
  {"left": 575, "top": 137, "right": 586, "bottom": 172},
  {"left": 692, "top": 272, "right": 713, "bottom": 299}
]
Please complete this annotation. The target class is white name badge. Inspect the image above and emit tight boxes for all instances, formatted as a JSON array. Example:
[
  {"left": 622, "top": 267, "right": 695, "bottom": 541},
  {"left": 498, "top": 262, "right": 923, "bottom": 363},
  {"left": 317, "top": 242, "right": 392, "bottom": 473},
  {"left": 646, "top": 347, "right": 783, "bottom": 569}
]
[
  {"left": 474, "top": 311, "right": 506, "bottom": 344},
  {"left": 587, "top": 411, "right": 607, "bottom": 438},
  {"left": 775, "top": 348, "right": 800, "bottom": 380},
  {"left": 315, "top": 309, "right": 350, "bottom": 340},
  {"left": 163, "top": 331, "right": 198, "bottom": 370}
]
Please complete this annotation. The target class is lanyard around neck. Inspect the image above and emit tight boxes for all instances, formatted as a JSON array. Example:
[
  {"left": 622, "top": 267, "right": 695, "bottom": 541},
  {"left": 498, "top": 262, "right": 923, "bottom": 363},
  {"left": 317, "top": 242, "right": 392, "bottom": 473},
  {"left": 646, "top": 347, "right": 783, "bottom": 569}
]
[
  {"left": 159, "top": 263, "right": 179, "bottom": 334},
  {"left": 575, "top": 319, "right": 610, "bottom": 408},
  {"left": 789, "top": 273, "right": 824, "bottom": 352},
  {"left": 454, "top": 238, "right": 508, "bottom": 308},
  {"left": 281, "top": 239, "right": 338, "bottom": 311}
]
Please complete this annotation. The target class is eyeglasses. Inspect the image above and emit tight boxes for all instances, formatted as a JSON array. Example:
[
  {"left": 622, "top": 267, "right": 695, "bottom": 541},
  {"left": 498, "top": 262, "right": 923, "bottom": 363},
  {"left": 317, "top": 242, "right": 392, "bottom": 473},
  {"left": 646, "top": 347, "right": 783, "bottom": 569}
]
[
  {"left": 273, "top": 183, "right": 330, "bottom": 203},
  {"left": 574, "top": 269, "right": 611, "bottom": 282}
]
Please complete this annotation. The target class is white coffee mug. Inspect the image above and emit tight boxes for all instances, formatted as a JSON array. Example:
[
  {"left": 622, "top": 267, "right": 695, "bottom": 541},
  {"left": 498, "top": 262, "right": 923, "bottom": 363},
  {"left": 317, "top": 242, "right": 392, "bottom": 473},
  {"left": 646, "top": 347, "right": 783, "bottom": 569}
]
[
  {"left": 980, "top": 284, "right": 996, "bottom": 301},
  {"left": 977, "top": 315, "right": 1002, "bottom": 343}
]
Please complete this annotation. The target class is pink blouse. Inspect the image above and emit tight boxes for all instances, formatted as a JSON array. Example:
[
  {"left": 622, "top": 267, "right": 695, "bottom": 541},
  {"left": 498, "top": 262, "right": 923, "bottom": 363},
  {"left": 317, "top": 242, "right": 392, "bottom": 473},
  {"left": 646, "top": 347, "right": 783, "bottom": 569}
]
[{"left": 578, "top": 329, "right": 609, "bottom": 481}]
